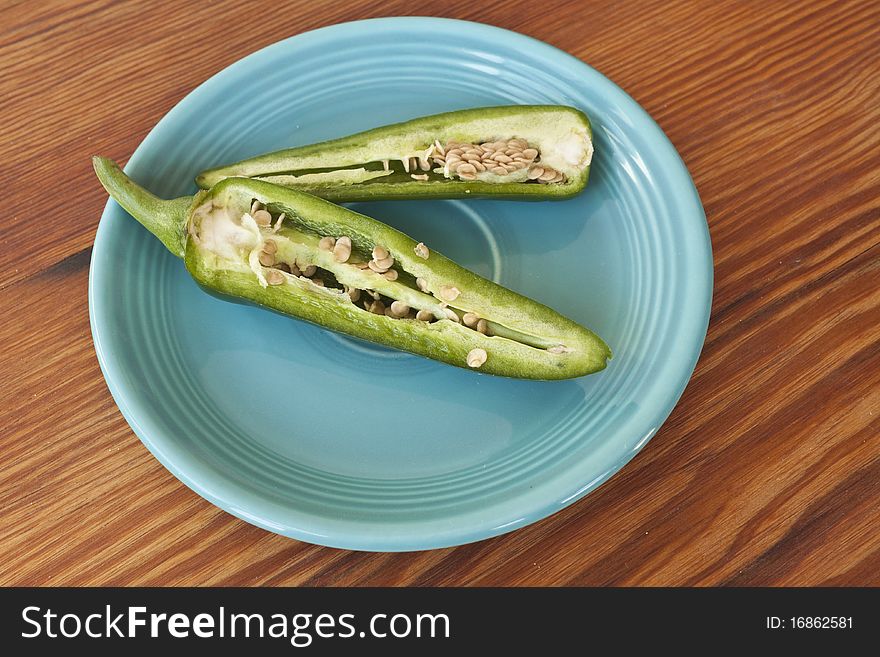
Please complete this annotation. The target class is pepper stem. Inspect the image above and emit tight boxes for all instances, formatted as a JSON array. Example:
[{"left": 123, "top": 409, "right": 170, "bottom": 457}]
[{"left": 92, "top": 156, "right": 193, "bottom": 257}]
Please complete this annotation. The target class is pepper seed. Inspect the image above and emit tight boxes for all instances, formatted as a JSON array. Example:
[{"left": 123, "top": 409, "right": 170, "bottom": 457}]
[
  {"left": 428, "top": 138, "right": 548, "bottom": 183},
  {"left": 416, "top": 309, "right": 434, "bottom": 322},
  {"left": 301, "top": 265, "right": 317, "bottom": 277},
  {"left": 252, "top": 209, "right": 272, "bottom": 226},
  {"left": 263, "top": 239, "right": 277, "bottom": 254},
  {"left": 319, "top": 236, "right": 336, "bottom": 251},
  {"left": 414, "top": 243, "right": 430, "bottom": 259},
  {"left": 258, "top": 251, "right": 275, "bottom": 267},
  {"left": 462, "top": 312, "right": 479, "bottom": 328},
  {"left": 383, "top": 269, "right": 398, "bottom": 281},
  {"left": 374, "top": 255, "right": 394, "bottom": 270},
  {"left": 390, "top": 301, "right": 410, "bottom": 317},
  {"left": 467, "top": 348, "right": 487, "bottom": 368},
  {"left": 416, "top": 277, "right": 429, "bottom": 292},
  {"left": 266, "top": 269, "right": 285, "bottom": 286},
  {"left": 438, "top": 285, "right": 461, "bottom": 302},
  {"left": 476, "top": 319, "right": 489, "bottom": 335},
  {"left": 333, "top": 236, "right": 352, "bottom": 263}
]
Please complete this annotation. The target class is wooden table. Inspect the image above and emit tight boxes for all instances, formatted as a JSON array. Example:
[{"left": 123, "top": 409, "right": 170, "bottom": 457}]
[{"left": 2, "top": 0, "right": 877, "bottom": 586}]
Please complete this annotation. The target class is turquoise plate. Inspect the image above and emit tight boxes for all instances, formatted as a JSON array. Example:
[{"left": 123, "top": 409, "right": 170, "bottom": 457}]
[{"left": 89, "top": 18, "right": 712, "bottom": 551}]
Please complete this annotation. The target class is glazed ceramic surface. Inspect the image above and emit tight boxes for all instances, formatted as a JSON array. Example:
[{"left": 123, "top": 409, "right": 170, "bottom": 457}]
[{"left": 89, "top": 18, "right": 712, "bottom": 550}]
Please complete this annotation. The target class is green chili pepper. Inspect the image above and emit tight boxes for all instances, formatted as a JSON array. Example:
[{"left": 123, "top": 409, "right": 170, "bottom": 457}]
[
  {"left": 94, "top": 157, "right": 610, "bottom": 379},
  {"left": 196, "top": 106, "right": 593, "bottom": 202}
]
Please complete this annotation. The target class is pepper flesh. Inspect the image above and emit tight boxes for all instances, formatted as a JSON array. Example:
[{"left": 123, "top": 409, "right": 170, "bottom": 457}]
[
  {"left": 196, "top": 106, "right": 593, "bottom": 202},
  {"left": 94, "top": 157, "right": 610, "bottom": 379}
]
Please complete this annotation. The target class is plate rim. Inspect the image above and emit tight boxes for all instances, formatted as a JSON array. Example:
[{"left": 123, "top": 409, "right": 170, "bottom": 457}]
[{"left": 89, "top": 16, "right": 713, "bottom": 551}]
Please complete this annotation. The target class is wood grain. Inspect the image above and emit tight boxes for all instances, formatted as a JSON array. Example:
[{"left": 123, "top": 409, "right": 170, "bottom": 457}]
[{"left": 1, "top": 0, "right": 878, "bottom": 586}]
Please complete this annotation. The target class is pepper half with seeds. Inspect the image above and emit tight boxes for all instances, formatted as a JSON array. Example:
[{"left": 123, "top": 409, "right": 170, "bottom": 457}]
[
  {"left": 196, "top": 106, "right": 593, "bottom": 202},
  {"left": 94, "top": 157, "right": 610, "bottom": 379}
]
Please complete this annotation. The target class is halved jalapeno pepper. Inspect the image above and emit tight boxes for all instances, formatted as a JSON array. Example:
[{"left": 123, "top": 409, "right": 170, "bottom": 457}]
[
  {"left": 196, "top": 106, "right": 593, "bottom": 202},
  {"left": 94, "top": 157, "right": 610, "bottom": 379}
]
